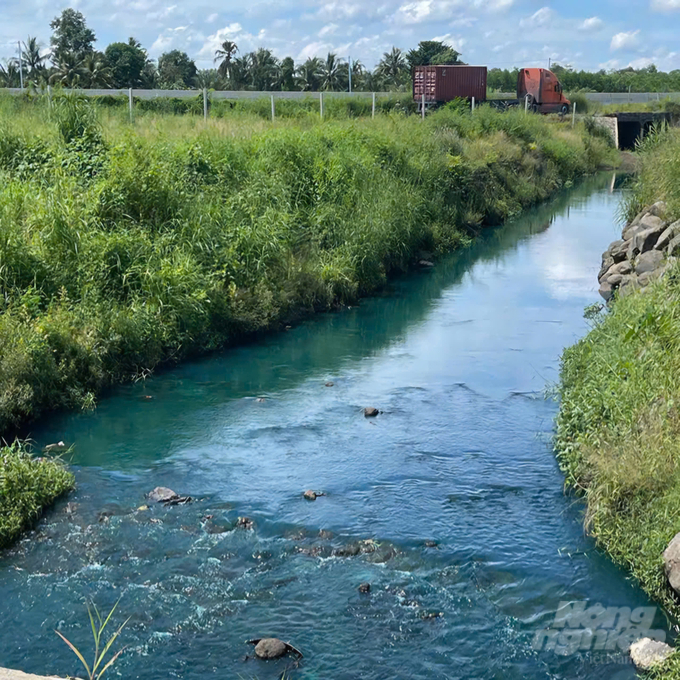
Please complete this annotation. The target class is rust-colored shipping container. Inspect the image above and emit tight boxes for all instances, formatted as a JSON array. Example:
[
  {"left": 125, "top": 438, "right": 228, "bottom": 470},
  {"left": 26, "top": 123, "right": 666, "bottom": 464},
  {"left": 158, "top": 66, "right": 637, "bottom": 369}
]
[{"left": 413, "top": 65, "right": 487, "bottom": 104}]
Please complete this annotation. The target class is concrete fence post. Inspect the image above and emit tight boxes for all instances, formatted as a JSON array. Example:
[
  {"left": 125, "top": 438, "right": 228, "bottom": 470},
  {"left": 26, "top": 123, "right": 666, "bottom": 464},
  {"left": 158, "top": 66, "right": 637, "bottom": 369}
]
[
  {"left": 128, "top": 88, "right": 133, "bottom": 123},
  {"left": 271, "top": 94, "right": 275, "bottom": 121},
  {"left": 203, "top": 88, "right": 208, "bottom": 121},
  {"left": 421, "top": 93, "right": 425, "bottom": 120},
  {"left": 471, "top": 96, "right": 475, "bottom": 113},
  {"left": 525, "top": 95, "right": 529, "bottom": 114},
  {"left": 320, "top": 92, "right": 323, "bottom": 119},
  {"left": 572, "top": 101, "right": 576, "bottom": 128},
  {"left": 372, "top": 92, "right": 375, "bottom": 118},
  {"left": 47, "top": 84, "right": 52, "bottom": 109}
]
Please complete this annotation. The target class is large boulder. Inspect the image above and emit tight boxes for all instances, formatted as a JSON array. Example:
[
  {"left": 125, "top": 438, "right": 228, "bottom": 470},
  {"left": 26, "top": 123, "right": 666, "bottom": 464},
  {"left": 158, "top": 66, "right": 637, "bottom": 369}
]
[
  {"left": 628, "top": 217, "right": 667, "bottom": 259},
  {"left": 601, "top": 260, "right": 633, "bottom": 285},
  {"left": 598, "top": 281, "right": 614, "bottom": 302},
  {"left": 618, "top": 274, "right": 640, "bottom": 298},
  {"left": 663, "top": 532, "right": 680, "bottom": 594},
  {"left": 635, "top": 250, "right": 664, "bottom": 275},
  {"left": 648, "top": 200, "right": 668, "bottom": 218},
  {"left": 655, "top": 220, "right": 680, "bottom": 251},
  {"left": 629, "top": 638, "right": 673, "bottom": 671},
  {"left": 610, "top": 239, "right": 631, "bottom": 263},
  {"left": 668, "top": 233, "right": 680, "bottom": 257},
  {"left": 598, "top": 255, "right": 615, "bottom": 282}
]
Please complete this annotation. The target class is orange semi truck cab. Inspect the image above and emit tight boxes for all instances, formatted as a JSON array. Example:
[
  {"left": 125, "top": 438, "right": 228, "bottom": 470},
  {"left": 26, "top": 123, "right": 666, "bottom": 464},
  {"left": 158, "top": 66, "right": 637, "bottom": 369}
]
[{"left": 517, "top": 68, "right": 570, "bottom": 114}]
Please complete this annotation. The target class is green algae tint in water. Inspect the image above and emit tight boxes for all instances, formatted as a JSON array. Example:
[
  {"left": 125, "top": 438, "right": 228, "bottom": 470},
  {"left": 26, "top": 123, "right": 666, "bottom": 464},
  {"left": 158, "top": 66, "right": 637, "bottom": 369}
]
[{"left": 0, "top": 174, "right": 667, "bottom": 679}]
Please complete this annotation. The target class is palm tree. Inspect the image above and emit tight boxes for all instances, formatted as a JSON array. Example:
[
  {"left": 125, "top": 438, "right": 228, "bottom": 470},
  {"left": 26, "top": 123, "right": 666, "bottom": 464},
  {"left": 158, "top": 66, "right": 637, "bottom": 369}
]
[
  {"left": 82, "top": 53, "right": 112, "bottom": 88},
  {"left": 196, "top": 68, "right": 225, "bottom": 89},
  {"left": 319, "top": 52, "right": 344, "bottom": 91},
  {"left": 296, "top": 57, "right": 323, "bottom": 92},
  {"left": 0, "top": 59, "right": 21, "bottom": 87},
  {"left": 214, "top": 40, "right": 238, "bottom": 80},
  {"left": 50, "top": 51, "right": 86, "bottom": 87},
  {"left": 21, "top": 36, "right": 47, "bottom": 75},
  {"left": 230, "top": 54, "right": 252, "bottom": 90},
  {"left": 249, "top": 48, "right": 280, "bottom": 91},
  {"left": 376, "top": 47, "right": 408, "bottom": 88}
]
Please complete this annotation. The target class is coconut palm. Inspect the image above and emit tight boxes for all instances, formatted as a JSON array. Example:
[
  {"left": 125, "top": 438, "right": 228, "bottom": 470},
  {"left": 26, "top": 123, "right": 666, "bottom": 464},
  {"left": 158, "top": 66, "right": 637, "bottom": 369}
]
[
  {"left": 82, "top": 52, "right": 112, "bottom": 88},
  {"left": 196, "top": 68, "right": 224, "bottom": 90},
  {"left": 214, "top": 40, "right": 238, "bottom": 80},
  {"left": 319, "top": 52, "right": 344, "bottom": 91},
  {"left": 21, "top": 37, "right": 48, "bottom": 75},
  {"left": 296, "top": 57, "right": 323, "bottom": 92},
  {"left": 230, "top": 54, "right": 252, "bottom": 89},
  {"left": 376, "top": 47, "right": 408, "bottom": 88},
  {"left": 0, "top": 59, "right": 21, "bottom": 87},
  {"left": 50, "top": 51, "right": 86, "bottom": 87},
  {"left": 249, "top": 48, "right": 280, "bottom": 91}
]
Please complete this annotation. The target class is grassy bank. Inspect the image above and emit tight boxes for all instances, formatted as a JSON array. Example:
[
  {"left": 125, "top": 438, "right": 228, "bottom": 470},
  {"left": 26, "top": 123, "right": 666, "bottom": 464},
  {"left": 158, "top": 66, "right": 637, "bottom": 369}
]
[
  {"left": 555, "top": 127, "right": 680, "bottom": 675},
  {"left": 0, "top": 94, "right": 616, "bottom": 438},
  {"left": 0, "top": 442, "right": 74, "bottom": 547}
]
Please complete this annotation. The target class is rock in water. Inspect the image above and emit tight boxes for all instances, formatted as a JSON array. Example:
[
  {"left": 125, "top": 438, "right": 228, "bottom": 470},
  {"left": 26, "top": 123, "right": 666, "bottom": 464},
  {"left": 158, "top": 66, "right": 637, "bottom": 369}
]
[
  {"left": 325, "top": 382, "right": 334, "bottom": 387},
  {"left": 254, "top": 638, "right": 288, "bottom": 659},
  {"left": 629, "top": 638, "right": 673, "bottom": 671},
  {"left": 43, "top": 442, "right": 67, "bottom": 453},
  {"left": 147, "top": 487, "right": 180, "bottom": 503},
  {"left": 303, "top": 490, "right": 317, "bottom": 501},
  {"left": 358, "top": 582, "right": 371, "bottom": 593},
  {"left": 236, "top": 516, "right": 254, "bottom": 530},
  {"left": 364, "top": 407, "right": 379, "bottom": 417},
  {"left": 663, "top": 532, "right": 680, "bottom": 594}
]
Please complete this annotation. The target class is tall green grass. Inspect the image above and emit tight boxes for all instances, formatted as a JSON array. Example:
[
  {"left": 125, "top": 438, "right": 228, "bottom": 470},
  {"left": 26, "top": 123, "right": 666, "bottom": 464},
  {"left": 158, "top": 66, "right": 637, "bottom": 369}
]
[
  {"left": 555, "top": 127, "right": 680, "bottom": 675},
  {"left": 0, "top": 94, "right": 615, "bottom": 435},
  {"left": 0, "top": 442, "right": 74, "bottom": 547}
]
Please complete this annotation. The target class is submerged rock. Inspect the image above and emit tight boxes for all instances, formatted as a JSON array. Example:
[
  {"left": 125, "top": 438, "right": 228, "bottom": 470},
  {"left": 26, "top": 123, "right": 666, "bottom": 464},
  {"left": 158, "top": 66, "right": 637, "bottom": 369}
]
[
  {"left": 148, "top": 487, "right": 179, "bottom": 503},
  {"left": 364, "top": 407, "right": 380, "bottom": 417},
  {"left": 303, "top": 490, "right": 325, "bottom": 501},
  {"left": 629, "top": 638, "right": 673, "bottom": 671},
  {"left": 249, "top": 637, "right": 303, "bottom": 660},
  {"left": 358, "top": 582, "right": 371, "bottom": 593},
  {"left": 255, "top": 638, "right": 287, "bottom": 659},
  {"left": 325, "top": 382, "right": 335, "bottom": 387},
  {"left": 418, "top": 260, "right": 435, "bottom": 268},
  {"left": 236, "top": 516, "right": 254, "bottom": 530}
]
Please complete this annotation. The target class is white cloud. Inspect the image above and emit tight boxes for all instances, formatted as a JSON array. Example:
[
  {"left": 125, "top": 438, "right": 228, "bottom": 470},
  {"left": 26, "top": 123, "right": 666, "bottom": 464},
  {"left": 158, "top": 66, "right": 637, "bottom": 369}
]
[
  {"left": 432, "top": 33, "right": 466, "bottom": 52},
  {"left": 207, "top": 13, "right": 218, "bottom": 22},
  {"left": 579, "top": 16, "right": 603, "bottom": 32},
  {"left": 396, "top": 0, "right": 434, "bottom": 24},
  {"left": 651, "top": 0, "right": 680, "bottom": 10},
  {"left": 150, "top": 25, "right": 191, "bottom": 54},
  {"left": 628, "top": 56, "right": 654, "bottom": 69},
  {"left": 318, "top": 23, "right": 339, "bottom": 37},
  {"left": 610, "top": 30, "right": 640, "bottom": 51},
  {"left": 519, "top": 7, "right": 552, "bottom": 27}
]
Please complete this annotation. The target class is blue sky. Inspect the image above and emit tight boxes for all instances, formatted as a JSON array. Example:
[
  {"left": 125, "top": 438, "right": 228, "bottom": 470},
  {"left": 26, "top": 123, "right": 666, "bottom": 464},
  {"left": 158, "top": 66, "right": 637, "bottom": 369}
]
[{"left": 1, "top": 0, "right": 679, "bottom": 71}]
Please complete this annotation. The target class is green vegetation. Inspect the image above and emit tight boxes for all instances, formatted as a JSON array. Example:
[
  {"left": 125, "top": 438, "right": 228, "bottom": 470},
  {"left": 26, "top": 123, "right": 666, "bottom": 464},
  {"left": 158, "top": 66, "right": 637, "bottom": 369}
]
[
  {"left": 0, "top": 94, "right": 616, "bottom": 437},
  {"left": 489, "top": 63, "right": 680, "bottom": 95},
  {"left": 56, "top": 600, "right": 129, "bottom": 679},
  {"left": 0, "top": 442, "right": 74, "bottom": 547},
  {"left": 555, "top": 127, "right": 680, "bottom": 675}
]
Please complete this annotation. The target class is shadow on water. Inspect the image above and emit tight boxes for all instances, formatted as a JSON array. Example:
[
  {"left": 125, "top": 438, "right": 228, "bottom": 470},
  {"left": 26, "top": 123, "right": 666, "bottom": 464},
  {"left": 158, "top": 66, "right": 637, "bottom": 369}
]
[{"left": 1, "top": 172, "right": 660, "bottom": 680}]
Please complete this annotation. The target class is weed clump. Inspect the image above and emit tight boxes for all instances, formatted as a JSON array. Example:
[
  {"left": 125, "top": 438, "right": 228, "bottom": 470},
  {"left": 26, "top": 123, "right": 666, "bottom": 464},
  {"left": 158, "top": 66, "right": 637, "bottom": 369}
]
[{"left": 0, "top": 442, "right": 74, "bottom": 547}]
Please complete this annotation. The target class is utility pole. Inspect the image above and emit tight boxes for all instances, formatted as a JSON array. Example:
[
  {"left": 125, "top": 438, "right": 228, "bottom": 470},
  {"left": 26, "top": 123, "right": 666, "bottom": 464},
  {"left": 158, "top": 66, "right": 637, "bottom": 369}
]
[
  {"left": 548, "top": 57, "right": 551, "bottom": 70},
  {"left": 18, "top": 41, "right": 23, "bottom": 90},
  {"left": 348, "top": 55, "right": 352, "bottom": 93}
]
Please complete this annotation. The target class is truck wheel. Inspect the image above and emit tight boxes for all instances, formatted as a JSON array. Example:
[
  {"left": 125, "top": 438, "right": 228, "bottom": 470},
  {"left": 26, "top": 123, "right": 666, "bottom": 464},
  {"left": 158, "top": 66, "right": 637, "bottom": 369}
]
[{"left": 560, "top": 104, "right": 569, "bottom": 115}]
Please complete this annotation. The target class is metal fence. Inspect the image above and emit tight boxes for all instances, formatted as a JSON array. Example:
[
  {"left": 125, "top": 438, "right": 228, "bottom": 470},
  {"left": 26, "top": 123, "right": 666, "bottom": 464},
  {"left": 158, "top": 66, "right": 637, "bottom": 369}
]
[{"left": 1, "top": 87, "right": 397, "bottom": 100}]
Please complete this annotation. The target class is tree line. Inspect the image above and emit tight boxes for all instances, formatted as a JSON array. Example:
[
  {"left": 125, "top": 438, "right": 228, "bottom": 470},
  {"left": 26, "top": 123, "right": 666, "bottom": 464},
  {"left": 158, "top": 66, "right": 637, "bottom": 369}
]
[
  {"left": 489, "top": 64, "right": 680, "bottom": 94},
  {"left": 0, "top": 9, "right": 461, "bottom": 92},
  {"left": 3, "top": 9, "right": 678, "bottom": 94}
]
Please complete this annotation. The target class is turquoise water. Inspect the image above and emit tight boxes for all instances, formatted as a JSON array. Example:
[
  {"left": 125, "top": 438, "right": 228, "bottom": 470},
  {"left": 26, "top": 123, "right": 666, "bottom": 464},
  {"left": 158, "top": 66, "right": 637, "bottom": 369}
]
[{"left": 0, "top": 174, "right": 665, "bottom": 679}]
